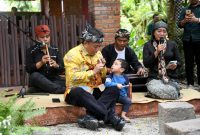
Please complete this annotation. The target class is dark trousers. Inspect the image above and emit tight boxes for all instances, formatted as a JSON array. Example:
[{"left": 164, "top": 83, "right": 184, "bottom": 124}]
[
  {"left": 65, "top": 86, "right": 120, "bottom": 121},
  {"left": 183, "top": 41, "right": 200, "bottom": 85},
  {"left": 29, "top": 72, "right": 66, "bottom": 93},
  {"left": 118, "top": 96, "right": 132, "bottom": 112}
]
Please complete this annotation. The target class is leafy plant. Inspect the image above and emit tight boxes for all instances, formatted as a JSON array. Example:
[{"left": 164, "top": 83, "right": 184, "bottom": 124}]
[
  {"left": 0, "top": 92, "right": 49, "bottom": 135},
  {"left": 121, "top": 0, "right": 167, "bottom": 59},
  {"left": 3, "top": 0, "right": 41, "bottom": 12}
]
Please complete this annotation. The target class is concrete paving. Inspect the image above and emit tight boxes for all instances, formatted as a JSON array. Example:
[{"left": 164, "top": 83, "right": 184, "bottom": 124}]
[
  {"left": 48, "top": 117, "right": 159, "bottom": 135},
  {"left": 46, "top": 115, "right": 200, "bottom": 135}
]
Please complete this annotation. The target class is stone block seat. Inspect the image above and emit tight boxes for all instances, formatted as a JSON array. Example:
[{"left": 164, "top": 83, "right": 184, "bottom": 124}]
[
  {"left": 164, "top": 118, "right": 200, "bottom": 135},
  {"left": 158, "top": 102, "right": 196, "bottom": 135},
  {"left": 0, "top": 86, "right": 200, "bottom": 126}
]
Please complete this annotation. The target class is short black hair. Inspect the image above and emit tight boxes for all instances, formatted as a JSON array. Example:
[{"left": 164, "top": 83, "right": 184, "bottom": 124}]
[
  {"left": 153, "top": 13, "right": 159, "bottom": 18},
  {"left": 116, "top": 58, "right": 128, "bottom": 72}
]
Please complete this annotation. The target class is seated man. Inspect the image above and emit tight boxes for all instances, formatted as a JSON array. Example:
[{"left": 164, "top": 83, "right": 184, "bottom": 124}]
[
  {"left": 63, "top": 24, "right": 125, "bottom": 131},
  {"left": 26, "top": 25, "right": 65, "bottom": 94},
  {"left": 102, "top": 29, "right": 144, "bottom": 75}
]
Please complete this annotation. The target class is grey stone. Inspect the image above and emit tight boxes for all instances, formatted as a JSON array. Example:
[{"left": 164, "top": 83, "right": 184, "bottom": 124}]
[
  {"left": 164, "top": 118, "right": 200, "bottom": 135},
  {"left": 158, "top": 102, "right": 196, "bottom": 135}
]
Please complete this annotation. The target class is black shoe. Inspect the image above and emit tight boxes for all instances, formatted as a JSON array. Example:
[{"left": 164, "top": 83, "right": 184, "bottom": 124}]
[
  {"left": 77, "top": 115, "right": 99, "bottom": 130},
  {"left": 77, "top": 117, "right": 85, "bottom": 128},
  {"left": 98, "top": 120, "right": 105, "bottom": 128},
  {"left": 109, "top": 115, "right": 125, "bottom": 131}
]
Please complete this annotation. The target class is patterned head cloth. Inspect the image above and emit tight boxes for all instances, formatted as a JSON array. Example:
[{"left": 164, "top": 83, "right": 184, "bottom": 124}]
[
  {"left": 35, "top": 25, "right": 50, "bottom": 37},
  {"left": 153, "top": 21, "right": 167, "bottom": 31},
  {"left": 115, "top": 29, "right": 130, "bottom": 39},
  {"left": 81, "top": 24, "right": 104, "bottom": 43},
  {"left": 152, "top": 21, "right": 168, "bottom": 40}
]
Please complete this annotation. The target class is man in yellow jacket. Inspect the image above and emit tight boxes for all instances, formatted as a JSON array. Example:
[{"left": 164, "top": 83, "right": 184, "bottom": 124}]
[{"left": 63, "top": 24, "right": 125, "bottom": 131}]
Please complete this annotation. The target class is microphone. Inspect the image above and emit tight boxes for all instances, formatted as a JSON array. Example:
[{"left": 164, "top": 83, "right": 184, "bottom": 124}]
[
  {"left": 159, "top": 37, "right": 165, "bottom": 56},
  {"left": 160, "top": 37, "right": 164, "bottom": 44}
]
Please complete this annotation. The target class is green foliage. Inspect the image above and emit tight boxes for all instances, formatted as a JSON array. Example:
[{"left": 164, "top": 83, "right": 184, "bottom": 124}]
[
  {"left": 0, "top": 92, "right": 49, "bottom": 135},
  {"left": 181, "top": 0, "right": 190, "bottom": 7},
  {"left": 5, "top": 0, "right": 41, "bottom": 12},
  {"left": 128, "top": 30, "right": 147, "bottom": 59},
  {"left": 121, "top": 0, "right": 167, "bottom": 59}
]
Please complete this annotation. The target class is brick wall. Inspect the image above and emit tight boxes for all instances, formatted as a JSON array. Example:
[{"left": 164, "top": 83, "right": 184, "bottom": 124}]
[{"left": 88, "top": 0, "right": 120, "bottom": 45}]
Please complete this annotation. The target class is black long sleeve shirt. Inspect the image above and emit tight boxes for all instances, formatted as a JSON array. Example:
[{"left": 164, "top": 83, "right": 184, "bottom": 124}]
[
  {"left": 143, "top": 40, "right": 180, "bottom": 80},
  {"left": 178, "top": 3, "right": 200, "bottom": 42},
  {"left": 26, "top": 44, "right": 64, "bottom": 79},
  {"left": 102, "top": 43, "right": 142, "bottom": 73}
]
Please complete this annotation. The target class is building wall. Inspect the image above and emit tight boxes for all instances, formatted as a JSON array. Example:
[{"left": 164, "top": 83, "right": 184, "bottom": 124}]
[
  {"left": 47, "top": 0, "right": 83, "bottom": 16},
  {"left": 42, "top": 0, "right": 120, "bottom": 45},
  {"left": 88, "top": 0, "right": 120, "bottom": 45},
  {"left": 64, "top": 0, "right": 82, "bottom": 15}
]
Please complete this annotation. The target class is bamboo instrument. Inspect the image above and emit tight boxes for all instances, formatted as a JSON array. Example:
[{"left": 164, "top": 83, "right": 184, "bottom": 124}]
[{"left": 44, "top": 42, "right": 52, "bottom": 66}]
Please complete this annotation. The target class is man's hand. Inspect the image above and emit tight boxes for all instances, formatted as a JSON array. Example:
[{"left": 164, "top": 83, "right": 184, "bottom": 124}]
[
  {"left": 189, "top": 14, "right": 199, "bottom": 23},
  {"left": 107, "top": 67, "right": 112, "bottom": 74},
  {"left": 99, "top": 58, "right": 106, "bottom": 66},
  {"left": 36, "top": 55, "right": 50, "bottom": 69},
  {"left": 40, "top": 55, "right": 59, "bottom": 68},
  {"left": 137, "top": 67, "right": 145, "bottom": 76},
  {"left": 49, "top": 59, "right": 59, "bottom": 68},
  {"left": 41, "top": 55, "right": 50, "bottom": 64},
  {"left": 184, "top": 14, "right": 193, "bottom": 22},
  {"left": 180, "top": 13, "right": 197, "bottom": 26},
  {"left": 184, "top": 13, "right": 199, "bottom": 23},
  {"left": 93, "top": 62, "right": 105, "bottom": 74}
]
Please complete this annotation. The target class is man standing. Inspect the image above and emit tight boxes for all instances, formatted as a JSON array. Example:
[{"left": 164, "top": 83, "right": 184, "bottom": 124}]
[
  {"left": 178, "top": 0, "right": 200, "bottom": 88},
  {"left": 26, "top": 25, "right": 65, "bottom": 94},
  {"left": 102, "top": 29, "right": 144, "bottom": 75},
  {"left": 63, "top": 24, "right": 125, "bottom": 131},
  {"left": 146, "top": 13, "right": 160, "bottom": 36}
]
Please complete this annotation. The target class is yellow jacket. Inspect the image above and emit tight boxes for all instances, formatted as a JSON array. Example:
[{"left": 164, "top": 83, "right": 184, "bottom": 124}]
[{"left": 63, "top": 44, "right": 107, "bottom": 97}]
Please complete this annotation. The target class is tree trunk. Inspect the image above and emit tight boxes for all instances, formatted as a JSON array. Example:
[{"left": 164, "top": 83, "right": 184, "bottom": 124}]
[{"left": 166, "top": 0, "right": 175, "bottom": 40}]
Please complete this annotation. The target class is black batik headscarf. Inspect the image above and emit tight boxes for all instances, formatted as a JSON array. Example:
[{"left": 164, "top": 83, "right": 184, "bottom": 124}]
[
  {"left": 81, "top": 24, "right": 104, "bottom": 43},
  {"left": 115, "top": 29, "right": 130, "bottom": 39}
]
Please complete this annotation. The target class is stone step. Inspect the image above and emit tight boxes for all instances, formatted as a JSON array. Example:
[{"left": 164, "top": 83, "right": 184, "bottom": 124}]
[
  {"left": 158, "top": 102, "right": 196, "bottom": 135},
  {"left": 164, "top": 118, "right": 200, "bottom": 135}
]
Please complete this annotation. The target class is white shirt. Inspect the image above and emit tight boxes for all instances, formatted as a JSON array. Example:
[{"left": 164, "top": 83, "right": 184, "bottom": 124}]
[{"left": 115, "top": 48, "right": 125, "bottom": 60}]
